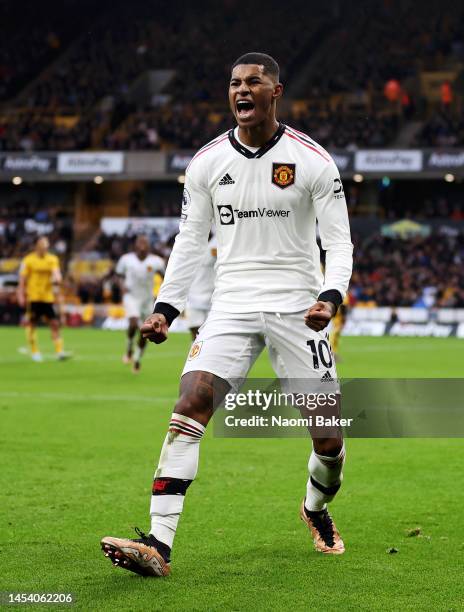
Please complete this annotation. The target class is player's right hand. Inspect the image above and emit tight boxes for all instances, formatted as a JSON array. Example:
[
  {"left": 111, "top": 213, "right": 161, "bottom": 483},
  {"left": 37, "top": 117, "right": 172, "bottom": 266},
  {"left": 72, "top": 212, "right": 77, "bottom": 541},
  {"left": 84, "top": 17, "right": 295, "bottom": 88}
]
[
  {"left": 140, "top": 313, "right": 169, "bottom": 344},
  {"left": 17, "top": 293, "right": 26, "bottom": 308}
]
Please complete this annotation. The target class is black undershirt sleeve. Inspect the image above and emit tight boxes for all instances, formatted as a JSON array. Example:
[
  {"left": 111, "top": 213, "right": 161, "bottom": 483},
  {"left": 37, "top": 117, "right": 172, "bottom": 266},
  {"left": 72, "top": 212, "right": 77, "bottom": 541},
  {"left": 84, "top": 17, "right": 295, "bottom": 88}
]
[
  {"left": 318, "top": 289, "right": 343, "bottom": 311},
  {"left": 153, "top": 302, "right": 180, "bottom": 326}
]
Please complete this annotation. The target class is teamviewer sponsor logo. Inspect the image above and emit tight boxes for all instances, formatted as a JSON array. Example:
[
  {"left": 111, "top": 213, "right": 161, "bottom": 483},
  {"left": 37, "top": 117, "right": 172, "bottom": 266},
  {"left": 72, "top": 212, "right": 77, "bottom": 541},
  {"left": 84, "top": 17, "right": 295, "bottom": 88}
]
[
  {"left": 218, "top": 204, "right": 291, "bottom": 225},
  {"left": 218, "top": 205, "right": 234, "bottom": 225},
  {"left": 235, "top": 207, "right": 290, "bottom": 219}
]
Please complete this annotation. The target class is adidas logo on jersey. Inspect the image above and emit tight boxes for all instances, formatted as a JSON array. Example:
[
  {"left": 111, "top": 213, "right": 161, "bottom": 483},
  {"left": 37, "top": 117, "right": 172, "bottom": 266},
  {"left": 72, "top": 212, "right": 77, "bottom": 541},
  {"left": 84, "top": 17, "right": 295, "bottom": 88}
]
[
  {"left": 321, "top": 371, "right": 334, "bottom": 382},
  {"left": 219, "top": 173, "right": 235, "bottom": 185}
]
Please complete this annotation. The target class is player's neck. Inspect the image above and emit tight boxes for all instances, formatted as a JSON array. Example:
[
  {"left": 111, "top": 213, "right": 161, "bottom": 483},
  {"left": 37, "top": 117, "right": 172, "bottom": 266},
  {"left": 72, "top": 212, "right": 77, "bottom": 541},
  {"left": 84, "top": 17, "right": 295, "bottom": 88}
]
[{"left": 238, "top": 117, "right": 279, "bottom": 148}]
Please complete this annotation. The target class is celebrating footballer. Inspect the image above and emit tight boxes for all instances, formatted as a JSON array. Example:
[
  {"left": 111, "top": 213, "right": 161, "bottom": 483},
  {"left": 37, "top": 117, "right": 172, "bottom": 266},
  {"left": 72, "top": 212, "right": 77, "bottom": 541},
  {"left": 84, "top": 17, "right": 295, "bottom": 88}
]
[{"left": 101, "top": 52, "right": 353, "bottom": 576}]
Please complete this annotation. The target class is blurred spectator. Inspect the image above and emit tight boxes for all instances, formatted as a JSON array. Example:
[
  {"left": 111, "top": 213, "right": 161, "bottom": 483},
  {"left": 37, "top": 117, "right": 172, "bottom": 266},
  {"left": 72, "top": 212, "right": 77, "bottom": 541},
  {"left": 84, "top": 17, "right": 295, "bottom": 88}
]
[
  {"left": 104, "top": 103, "right": 400, "bottom": 151},
  {"left": 415, "top": 107, "right": 464, "bottom": 147},
  {"left": 440, "top": 81, "right": 453, "bottom": 106},
  {"left": 350, "top": 233, "right": 464, "bottom": 307},
  {"left": 384, "top": 79, "right": 401, "bottom": 103}
]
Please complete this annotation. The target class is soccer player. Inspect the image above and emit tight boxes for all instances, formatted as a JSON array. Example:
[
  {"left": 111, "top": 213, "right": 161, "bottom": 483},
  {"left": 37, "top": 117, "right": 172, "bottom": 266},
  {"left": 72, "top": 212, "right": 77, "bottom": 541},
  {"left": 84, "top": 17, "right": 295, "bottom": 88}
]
[
  {"left": 116, "top": 235, "right": 165, "bottom": 373},
  {"left": 101, "top": 52, "right": 353, "bottom": 575},
  {"left": 185, "top": 235, "right": 217, "bottom": 339},
  {"left": 17, "top": 236, "right": 68, "bottom": 361}
]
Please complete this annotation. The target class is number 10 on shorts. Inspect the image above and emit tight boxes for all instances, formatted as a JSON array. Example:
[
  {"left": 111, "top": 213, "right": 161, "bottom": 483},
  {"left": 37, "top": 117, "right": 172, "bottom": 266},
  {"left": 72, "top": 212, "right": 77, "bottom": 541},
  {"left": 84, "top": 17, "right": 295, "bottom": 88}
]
[{"left": 307, "top": 339, "right": 333, "bottom": 369}]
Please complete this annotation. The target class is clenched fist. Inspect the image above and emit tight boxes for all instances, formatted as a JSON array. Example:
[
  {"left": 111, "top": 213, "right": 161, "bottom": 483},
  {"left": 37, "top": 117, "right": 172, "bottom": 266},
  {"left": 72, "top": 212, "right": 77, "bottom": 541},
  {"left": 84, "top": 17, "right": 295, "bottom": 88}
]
[
  {"left": 304, "top": 301, "right": 336, "bottom": 332},
  {"left": 140, "top": 313, "right": 169, "bottom": 344}
]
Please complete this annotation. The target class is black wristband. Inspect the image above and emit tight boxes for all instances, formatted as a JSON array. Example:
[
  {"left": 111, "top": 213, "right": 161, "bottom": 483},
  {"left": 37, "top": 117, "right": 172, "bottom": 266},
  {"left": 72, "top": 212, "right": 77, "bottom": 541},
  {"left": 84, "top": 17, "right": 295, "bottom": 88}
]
[
  {"left": 153, "top": 302, "right": 180, "bottom": 326},
  {"left": 318, "top": 289, "right": 343, "bottom": 311}
]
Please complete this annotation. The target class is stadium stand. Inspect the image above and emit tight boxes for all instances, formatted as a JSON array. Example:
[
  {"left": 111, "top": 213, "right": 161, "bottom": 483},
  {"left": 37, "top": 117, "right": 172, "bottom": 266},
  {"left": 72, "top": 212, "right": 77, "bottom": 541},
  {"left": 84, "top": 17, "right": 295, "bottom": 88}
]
[
  {"left": 0, "top": 0, "right": 100, "bottom": 100},
  {"left": 104, "top": 104, "right": 400, "bottom": 151},
  {"left": 352, "top": 232, "right": 464, "bottom": 308},
  {"left": 1, "top": 0, "right": 463, "bottom": 151},
  {"left": 104, "top": 105, "right": 231, "bottom": 152},
  {"left": 2, "top": 0, "right": 334, "bottom": 151},
  {"left": 296, "top": 0, "right": 464, "bottom": 96},
  {"left": 0, "top": 184, "right": 74, "bottom": 258},
  {"left": 415, "top": 106, "right": 464, "bottom": 147}
]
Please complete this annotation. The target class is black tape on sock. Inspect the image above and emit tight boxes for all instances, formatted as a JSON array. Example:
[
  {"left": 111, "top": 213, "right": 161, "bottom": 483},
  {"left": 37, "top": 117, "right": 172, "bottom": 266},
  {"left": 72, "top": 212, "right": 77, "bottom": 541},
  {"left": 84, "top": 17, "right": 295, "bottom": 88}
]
[
  {"left": 152, "top": 477, "right": 192, "bottom": 496},
  {"left": 310, "top": 476, "right": 341, "bottom": 497}
]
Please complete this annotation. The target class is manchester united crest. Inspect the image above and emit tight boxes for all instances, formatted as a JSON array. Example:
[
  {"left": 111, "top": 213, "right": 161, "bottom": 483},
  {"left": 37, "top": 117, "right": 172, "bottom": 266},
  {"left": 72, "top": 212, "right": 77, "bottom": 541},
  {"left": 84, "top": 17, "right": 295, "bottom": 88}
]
[
  {"left": 272, "top": 163, "right": 295, "bottom": 189},
  {"left": 188, "top": 341, "right": 203, "bottom": 360}
]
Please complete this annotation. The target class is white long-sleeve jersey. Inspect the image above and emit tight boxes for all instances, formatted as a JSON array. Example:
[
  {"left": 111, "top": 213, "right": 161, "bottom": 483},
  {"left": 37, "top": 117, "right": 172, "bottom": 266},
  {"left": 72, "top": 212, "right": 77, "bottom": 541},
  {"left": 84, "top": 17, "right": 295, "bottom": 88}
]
[
  {"left": 186, "top": 236, "right": 217, "bottom": 311},
  {"left": 155, "top": 123, "right": 353, "bottom": 321}
]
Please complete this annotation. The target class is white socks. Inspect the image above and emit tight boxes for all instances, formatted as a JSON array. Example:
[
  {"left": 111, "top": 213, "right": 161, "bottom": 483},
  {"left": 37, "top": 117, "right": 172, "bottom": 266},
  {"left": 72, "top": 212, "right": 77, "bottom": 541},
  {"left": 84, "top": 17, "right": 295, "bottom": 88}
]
[
  {"left": 305, "top": 444, "right": 346, "bottom": 512},
  {"left": 150, "top": 416, "right": 345, "bottom": 549},
  {"left": 149, "top": 414, "right": 205, "bottom": 548}
]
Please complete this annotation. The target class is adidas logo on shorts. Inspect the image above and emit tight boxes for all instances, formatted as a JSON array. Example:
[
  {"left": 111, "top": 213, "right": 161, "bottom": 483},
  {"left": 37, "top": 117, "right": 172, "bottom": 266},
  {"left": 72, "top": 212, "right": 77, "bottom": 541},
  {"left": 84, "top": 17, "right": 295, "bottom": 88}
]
[
  {"left": 321, "top": 371, "right": 334, "bottom": 382},
  {"left": 219, "top": 173, "right": 235, "bottom": 185}
]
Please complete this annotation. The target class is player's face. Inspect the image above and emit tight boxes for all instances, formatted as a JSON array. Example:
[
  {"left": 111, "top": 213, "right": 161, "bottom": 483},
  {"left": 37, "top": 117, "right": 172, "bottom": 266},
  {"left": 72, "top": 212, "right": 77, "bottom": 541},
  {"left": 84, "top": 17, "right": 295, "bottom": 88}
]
[
  {"left": 229, "top": 64, "right": 282, "bottom": 128},
  {"left": 135, "top": 237, "right": 149, "bottom": 258},
  {"left": 36, "top": 237, "right": 49, "bottom": 254}
]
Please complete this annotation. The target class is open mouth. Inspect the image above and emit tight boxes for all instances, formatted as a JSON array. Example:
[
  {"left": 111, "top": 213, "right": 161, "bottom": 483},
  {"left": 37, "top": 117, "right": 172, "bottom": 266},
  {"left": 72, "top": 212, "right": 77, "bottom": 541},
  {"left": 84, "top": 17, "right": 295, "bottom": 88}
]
[{"left": 236, "top": 99, "right": 255, "bottom": 119}]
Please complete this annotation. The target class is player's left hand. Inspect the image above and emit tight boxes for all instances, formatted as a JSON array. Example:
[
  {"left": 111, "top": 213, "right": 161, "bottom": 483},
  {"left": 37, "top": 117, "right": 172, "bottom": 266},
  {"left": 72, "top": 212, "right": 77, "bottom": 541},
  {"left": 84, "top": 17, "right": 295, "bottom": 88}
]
[{"left": 304, "top": 301, "right": 336, "bottom": 332}]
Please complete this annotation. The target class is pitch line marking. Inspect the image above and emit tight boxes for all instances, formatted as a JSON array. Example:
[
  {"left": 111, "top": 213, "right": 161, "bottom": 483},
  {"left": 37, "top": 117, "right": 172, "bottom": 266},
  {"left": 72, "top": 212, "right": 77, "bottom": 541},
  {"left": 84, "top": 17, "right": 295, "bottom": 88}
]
[{"left": 0, "top": 391, "right": 176, "bottom": 403}]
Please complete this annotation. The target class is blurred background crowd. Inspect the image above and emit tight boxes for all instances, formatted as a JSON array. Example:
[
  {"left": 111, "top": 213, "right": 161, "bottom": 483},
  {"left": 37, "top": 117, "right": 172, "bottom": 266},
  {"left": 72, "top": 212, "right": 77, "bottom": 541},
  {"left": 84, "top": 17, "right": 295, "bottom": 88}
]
[{"left": 1, "top": 0, "right": 464, "bottom": 152}]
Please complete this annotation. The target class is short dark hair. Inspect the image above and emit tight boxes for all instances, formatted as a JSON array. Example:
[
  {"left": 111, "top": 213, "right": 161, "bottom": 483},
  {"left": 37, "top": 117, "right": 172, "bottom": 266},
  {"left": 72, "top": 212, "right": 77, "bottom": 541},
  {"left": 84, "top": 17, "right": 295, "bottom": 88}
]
[
  {"left": 135, "top": 234, "right": 149, "bottom": 242},
  {"left": 231, "top": 52, "right": 279, "bottom": 80}
]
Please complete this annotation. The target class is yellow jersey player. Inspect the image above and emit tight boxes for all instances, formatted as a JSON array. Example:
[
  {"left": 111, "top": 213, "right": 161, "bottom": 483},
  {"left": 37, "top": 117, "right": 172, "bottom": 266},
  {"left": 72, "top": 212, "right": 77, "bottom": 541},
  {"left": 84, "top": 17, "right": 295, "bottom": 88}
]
[
  {"left": 329, "top": 294, "right": 349, "bottom": 361},
  {"left": 17, "top": 236, "right": 69, "bottom": 362}
]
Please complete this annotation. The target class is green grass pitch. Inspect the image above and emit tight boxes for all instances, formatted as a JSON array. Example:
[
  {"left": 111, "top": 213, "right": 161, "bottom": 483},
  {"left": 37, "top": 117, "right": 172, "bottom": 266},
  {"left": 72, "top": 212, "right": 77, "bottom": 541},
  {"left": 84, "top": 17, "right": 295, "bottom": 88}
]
[{"left": 1, "top": 327, "right": 463, "bottom": 611}]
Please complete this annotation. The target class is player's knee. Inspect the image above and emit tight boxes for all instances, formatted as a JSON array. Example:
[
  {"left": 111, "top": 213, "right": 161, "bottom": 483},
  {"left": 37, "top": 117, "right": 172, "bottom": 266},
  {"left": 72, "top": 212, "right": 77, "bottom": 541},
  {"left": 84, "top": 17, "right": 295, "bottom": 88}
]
[
  {"left": 175, "top": 372, "right": 228, "bottom": 424},
  {"left": 313, "top": 437, "right": 343, "bottom": 457},
  {"left": 174, "top": 389, "right": 213, "bottom": 420},
  {"left": 174, "top": 376, "right": 216, "bottom": 423}
]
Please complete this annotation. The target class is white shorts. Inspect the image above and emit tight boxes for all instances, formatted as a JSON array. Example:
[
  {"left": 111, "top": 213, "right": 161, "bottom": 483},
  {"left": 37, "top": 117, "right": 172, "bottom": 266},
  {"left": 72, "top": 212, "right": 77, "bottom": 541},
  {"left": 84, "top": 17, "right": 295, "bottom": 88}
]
[
  {"left": 184, "top": 307, "right": 209, "bottom": 329},
  {"left": 123, "top": 294, "right": 153, "bottom": 321},
  {"left": 182, "top": 310, "right": 338, "bottom": 390}
]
